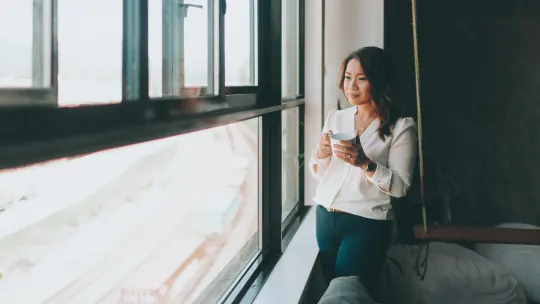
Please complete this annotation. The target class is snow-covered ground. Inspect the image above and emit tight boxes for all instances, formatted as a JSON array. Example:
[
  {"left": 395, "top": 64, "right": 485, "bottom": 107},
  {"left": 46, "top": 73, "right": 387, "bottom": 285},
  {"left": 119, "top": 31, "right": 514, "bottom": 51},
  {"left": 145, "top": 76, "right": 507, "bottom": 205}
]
[{"left": 0, "top": 121, "right": 259, "bottom": 304}]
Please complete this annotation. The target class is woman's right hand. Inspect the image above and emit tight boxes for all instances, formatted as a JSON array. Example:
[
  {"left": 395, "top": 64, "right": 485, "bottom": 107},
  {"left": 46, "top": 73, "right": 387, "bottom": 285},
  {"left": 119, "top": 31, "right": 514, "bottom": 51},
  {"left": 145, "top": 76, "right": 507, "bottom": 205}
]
[{"left": 317, "top": 130, "right": 333, "bottom": 159}]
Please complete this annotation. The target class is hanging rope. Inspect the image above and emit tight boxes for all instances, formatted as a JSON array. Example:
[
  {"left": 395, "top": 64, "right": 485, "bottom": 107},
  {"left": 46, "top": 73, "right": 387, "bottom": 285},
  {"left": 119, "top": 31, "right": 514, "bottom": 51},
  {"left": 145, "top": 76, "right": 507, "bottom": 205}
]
[{"left": 411, "top": 0, "right": 428, "bottom": 234}]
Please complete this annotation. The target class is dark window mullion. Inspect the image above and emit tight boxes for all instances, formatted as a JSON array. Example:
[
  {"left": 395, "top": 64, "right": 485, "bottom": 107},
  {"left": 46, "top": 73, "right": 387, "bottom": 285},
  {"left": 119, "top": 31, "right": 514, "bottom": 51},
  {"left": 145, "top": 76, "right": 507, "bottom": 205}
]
[
  {"left": 298, "top": 0, "right": 305, "bottom": 97},
  {"left": 259, "top": 0, "right": 282, "bottom": 256},
  {"left": 257, "top": 0, "right": 281, "bottom": 107},
  {"left": 122, "top": 0, "right": 148, "bottom": 102},
  {"left": 139, "top": 0, "right": 149, "bottom": 101},
  {"left": 218, "top": 0, "right": 226, "bottom": 97},
  {"left": 298, "top": 103, "right": 305, "bottom": 206}
]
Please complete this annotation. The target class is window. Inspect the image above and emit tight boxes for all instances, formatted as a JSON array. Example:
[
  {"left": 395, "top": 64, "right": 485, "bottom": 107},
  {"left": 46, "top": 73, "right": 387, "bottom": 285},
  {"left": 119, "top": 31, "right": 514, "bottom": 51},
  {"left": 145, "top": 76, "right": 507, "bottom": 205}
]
[
  {"left": 57, "top": 0, "right": 123, "bottom": 106},
  {"left": 0, "top": 0, "right": 124, "bottom": 107},
  {"left": 0, "top": 118, "right": 259, "bottom": 303},
  {"left": 149, "top": 0, "right": 216, "bottom": 98},
  {"left": 0, "top": 0, "right": 305, "bottom": 302},
  {"left": 282, "top": 107, "right": 300, "bottom": 222},
  {"left": 0, "top": 0, "right": 50, "bottom": 88},
  {"left": 225, "top": 0, "right": 257, "bottom": 87},
  {"left": 0, "top": 0, "right": 54, "bottom": 106},
  {"left": 282, "top": 0, "right": 300, "bottom": 97}
]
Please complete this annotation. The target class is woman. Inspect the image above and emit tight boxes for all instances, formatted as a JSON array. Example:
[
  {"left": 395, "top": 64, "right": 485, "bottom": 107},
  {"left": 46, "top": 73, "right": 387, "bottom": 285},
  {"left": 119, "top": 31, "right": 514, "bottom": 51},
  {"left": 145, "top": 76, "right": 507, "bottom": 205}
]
[{"left": 309, "top": 46, "right": 418, "bottom": 295}]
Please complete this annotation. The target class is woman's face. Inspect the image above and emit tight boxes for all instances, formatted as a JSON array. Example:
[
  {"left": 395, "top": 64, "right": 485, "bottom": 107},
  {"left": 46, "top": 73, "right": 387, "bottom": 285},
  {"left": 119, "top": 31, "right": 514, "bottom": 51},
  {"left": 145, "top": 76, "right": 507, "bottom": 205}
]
[{"left": 343, "top": 58, "right": 372, "bottom": 106}]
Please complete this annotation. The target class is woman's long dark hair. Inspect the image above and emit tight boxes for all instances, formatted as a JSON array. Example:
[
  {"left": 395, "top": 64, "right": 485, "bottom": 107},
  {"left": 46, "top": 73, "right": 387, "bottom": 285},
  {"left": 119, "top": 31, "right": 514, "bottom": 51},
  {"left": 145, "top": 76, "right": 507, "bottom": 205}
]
[{"left": 338, "top": 46, "right": 402, "bottom": 140}]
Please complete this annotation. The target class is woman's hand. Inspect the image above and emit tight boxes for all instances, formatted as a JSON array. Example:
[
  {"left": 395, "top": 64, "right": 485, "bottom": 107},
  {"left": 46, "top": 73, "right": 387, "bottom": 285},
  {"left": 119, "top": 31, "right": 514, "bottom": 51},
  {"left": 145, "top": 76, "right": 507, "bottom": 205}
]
[
  {"left": 317, "top": 131, "right": 333, "bottom": 159},
  {"left": 333, "top": 140, "right": 369, "bottom": 167}
]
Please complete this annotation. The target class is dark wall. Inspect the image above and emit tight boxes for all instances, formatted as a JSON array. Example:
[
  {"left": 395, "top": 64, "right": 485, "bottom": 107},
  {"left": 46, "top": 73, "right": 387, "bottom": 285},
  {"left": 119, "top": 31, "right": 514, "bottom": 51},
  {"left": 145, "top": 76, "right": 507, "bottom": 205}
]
[{"left": 385, "top": 0, "right": 540, "bottom": 226}]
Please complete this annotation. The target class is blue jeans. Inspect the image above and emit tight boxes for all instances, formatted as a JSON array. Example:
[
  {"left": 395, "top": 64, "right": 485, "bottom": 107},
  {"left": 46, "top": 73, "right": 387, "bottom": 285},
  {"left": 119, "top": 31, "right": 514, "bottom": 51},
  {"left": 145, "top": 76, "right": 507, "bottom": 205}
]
[{"left": 316, "top": 205, "right": 392, "bottom": 296}]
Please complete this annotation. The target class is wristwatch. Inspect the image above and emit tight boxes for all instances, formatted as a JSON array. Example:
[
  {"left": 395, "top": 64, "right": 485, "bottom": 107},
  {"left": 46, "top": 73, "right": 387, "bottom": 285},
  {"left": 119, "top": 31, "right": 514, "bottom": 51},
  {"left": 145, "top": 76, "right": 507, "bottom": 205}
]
[{"left": 364, "top": 161, "right": 377, "bottom": 172}]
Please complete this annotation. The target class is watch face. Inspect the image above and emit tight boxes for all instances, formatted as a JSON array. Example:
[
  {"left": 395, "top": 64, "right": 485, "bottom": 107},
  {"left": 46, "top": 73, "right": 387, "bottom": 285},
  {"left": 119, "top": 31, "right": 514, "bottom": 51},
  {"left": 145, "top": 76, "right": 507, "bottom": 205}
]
[{"left": 366, "top": 161, "right": 376, "bottom": 172}]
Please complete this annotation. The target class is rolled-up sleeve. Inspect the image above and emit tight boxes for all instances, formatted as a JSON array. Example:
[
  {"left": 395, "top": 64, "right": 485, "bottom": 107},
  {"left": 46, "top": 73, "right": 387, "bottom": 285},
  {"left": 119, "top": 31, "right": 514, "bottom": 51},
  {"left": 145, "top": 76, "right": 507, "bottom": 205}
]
[
  {"left": 309, "top": 111, "right": 335, "bottom": 181},
  {"left": 366, "top": 118, "right": 418, "bottom": 198},
  {"left": 309, "top": 150, "right": 331, "bottom": 181}
]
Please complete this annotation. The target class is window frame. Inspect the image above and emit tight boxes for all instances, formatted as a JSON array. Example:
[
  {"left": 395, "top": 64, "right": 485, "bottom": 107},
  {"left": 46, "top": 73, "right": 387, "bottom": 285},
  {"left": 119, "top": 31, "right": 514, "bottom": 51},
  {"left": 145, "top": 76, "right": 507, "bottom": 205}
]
[
  {"left": 0, "top": 0, "right": 306, "bottom": 302},
  {"left": 281, "top": 0, "right": 300, "bottom": 99},
  {"left": 160, "top": 0, "right": 215, "bottom": 97},
  {"left": 280, "top": 104, "right": 303, "bottom": 234},
  {"left": 281, "top": 0, "right": 304, "bottom": 101},
  {"left": 280, "top": 0, "right": 306, "bottom": 245},
  {"left": 0, "top": 0, "right": 58, "bottom": 107},
  {"left": 223, "top": 0, "right": 258, "bottom": 90}
]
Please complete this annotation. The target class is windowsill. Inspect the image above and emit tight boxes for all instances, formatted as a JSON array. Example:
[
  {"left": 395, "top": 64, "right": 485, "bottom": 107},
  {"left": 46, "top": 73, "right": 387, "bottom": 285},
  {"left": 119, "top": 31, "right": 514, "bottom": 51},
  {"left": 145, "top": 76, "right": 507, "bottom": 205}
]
[{"left": 253, "top": 206, "right": 319, "bottom": 304}]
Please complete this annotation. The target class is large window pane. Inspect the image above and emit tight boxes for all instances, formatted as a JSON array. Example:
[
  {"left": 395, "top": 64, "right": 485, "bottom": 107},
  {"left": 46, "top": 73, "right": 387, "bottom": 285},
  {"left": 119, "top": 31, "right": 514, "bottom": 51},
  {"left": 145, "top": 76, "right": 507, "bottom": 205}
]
[
  {"left": 149, "top": 0, "right": 216, "bottom": 98},
  {"left": 57, "top": 1, "right": 123, "bottom": 106},
  {"left": 282, "top": 0, "right": 299, "bottom": 97},
  {"left": 0, "top": 120, "right": 259, "bottom": 303},
  {"left": 0, "top": 0, "right": 52, "bottom": 88},
  {"left": 225, "top": 0, "right": 257, "bottom": 86},
  {"left": 282, "top": 107, "right": 300, "bottom": 221}
]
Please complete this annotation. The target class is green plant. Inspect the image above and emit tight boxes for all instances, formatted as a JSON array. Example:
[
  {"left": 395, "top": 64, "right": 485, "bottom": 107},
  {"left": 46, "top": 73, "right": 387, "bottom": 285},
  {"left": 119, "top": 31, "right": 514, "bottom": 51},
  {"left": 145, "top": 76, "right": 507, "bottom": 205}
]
[{"left": 297, "top": 153, "right": 305, "bottom": 168}]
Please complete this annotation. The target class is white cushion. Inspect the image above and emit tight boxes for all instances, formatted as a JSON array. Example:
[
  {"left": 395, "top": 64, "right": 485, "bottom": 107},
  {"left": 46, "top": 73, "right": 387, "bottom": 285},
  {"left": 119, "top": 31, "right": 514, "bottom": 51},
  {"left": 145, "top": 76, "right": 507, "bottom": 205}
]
[
  {"left": 381, "top": 242, "right": 527, "bottom": 304},
  {"left": 476, "top": 223, "right": 540, "bottom": 303},
  {"left": 318, "top": 276, "right": 374, "bottom": 304}
]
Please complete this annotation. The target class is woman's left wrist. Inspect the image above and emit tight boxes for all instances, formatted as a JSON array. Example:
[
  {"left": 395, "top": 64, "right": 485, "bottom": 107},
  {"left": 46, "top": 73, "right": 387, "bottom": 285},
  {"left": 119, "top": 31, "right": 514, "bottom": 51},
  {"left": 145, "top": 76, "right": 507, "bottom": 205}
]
[
  {"left": 361, "top": 159, "right": 377, "bottom": 172},
  {"left": 359, "top": 159, "right": 370, "bottom": 170}
]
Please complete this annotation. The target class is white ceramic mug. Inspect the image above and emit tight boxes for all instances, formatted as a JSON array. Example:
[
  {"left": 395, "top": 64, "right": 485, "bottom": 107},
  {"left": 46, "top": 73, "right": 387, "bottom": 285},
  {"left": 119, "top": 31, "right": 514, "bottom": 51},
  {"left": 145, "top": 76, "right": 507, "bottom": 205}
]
[{"left": 330, "top": 133, "right": 356, "bottom": 156}]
